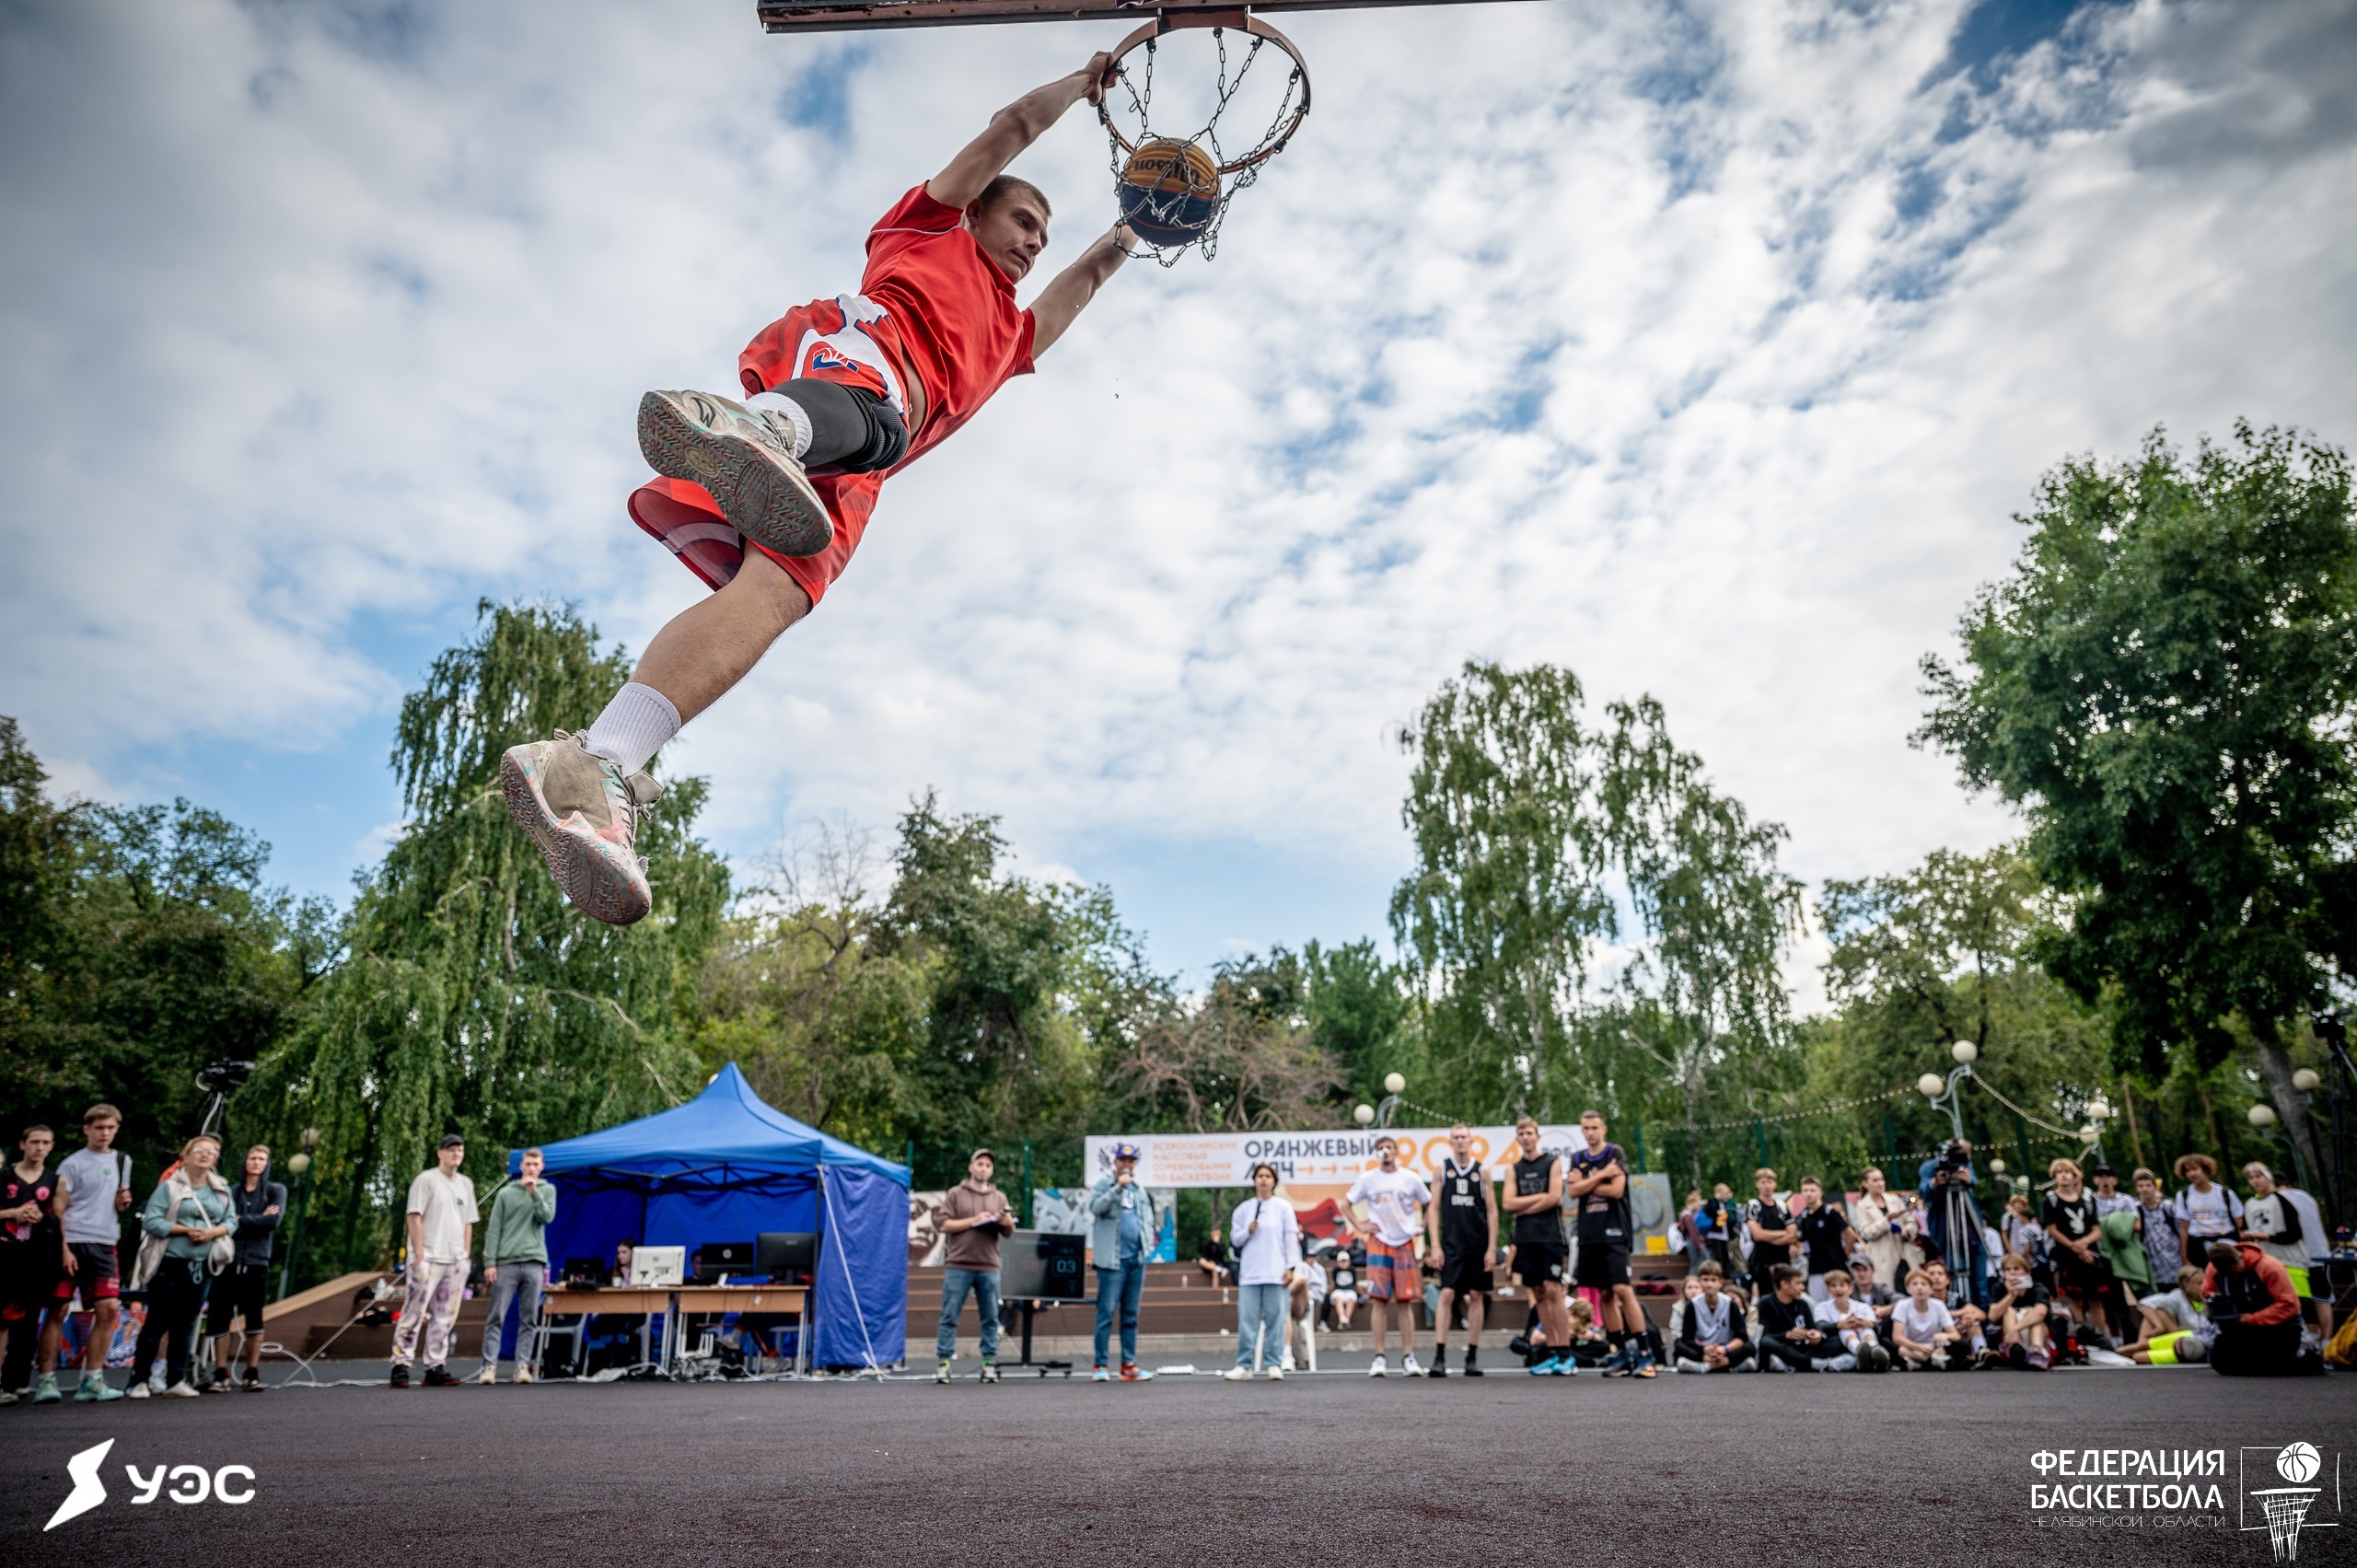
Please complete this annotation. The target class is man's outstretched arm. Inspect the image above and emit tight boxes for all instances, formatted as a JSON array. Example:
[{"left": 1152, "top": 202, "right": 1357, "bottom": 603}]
[
  {"left": 929, "top": 54, "right": 1115, "bottom": 212},
  {"left": 1030, "top": 225, "right": 1133, "bottom": 355}
]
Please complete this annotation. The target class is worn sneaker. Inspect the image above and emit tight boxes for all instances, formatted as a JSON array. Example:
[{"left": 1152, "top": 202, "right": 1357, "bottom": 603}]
[
  {"left": 1119, "top": 1364, "right": 1152, "bottom": 1381},
  {"left": 500, "top": 732, "right": 663, "bottom": 925},
  {"left": 1676, "top": 1356, "right": 1711, "bottom": 1374},
  {"left": 472, "top": 1365, "right": 498, "bottom": 1385},
  {"left": 637, "top": 389, "right": 833, "bottom": 558},
  {"left": 1266, "top": 1366, "right": 1283, "bottom": 1380},
  {"left": 75, "top": 1376, "right": 122, "bottom": 1403},
  {"left": 389, "top": 1364, "right": 412, "bottom": 1388},
  {"left": 207, "top": 1367, "right": 233, "bottom": 1393},
  {"left": 935, "top": 1361, "right": 952, "bottom": 1385},
  {"left": 1400, "top": 1353, "right": 1424, "bottom": 1377},
  {"left": 1091, "top": 1365, "right": 1111, "bottom": 1383},
  {"left": 125, "top": 1381, "right": 152, "bottom": 1399},
  {"left": 241, "top": 1369, "right": 266, "bottom": 1392},
  {"left": 1526, "top": 1355, "right": 1554, "bottom": 1377},
  {"left": 162, "top": 1381, "right": 202, "bottom": 1399},
  {"left": 980, "top": 1362, "right": 999, "bottom": 1384},
  {"left": 34, "top": 1374, "right": 61, "bottom": 1404},
  {"left": 0, "top": 1389, "right": 14, "bottom": 1405},
  {"left": 1222, "top": 1366, "right": 1251, "bottom": 1381},
  {"left": 422, "top": 1365, "right": 457, "bottom": 1388},
  {"left": 1462, "top": 1354, "right": 1484, "bottom": 1377},
  {"left": 514, "top": 1365, "right": 535, "bottom": 1385},
  {"left": 1367, "top": 1355, "right": 1387, "bottom": 1377}
]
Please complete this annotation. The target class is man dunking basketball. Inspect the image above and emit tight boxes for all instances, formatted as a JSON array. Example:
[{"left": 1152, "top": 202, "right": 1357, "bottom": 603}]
[{"left": 501, "top": 55, "right": 1134, "bottom": 923}]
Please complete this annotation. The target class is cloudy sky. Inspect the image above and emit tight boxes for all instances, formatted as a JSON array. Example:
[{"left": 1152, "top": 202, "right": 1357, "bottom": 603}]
[{"left": 4, "top": 0, "right": 2352, "bottom": 989}]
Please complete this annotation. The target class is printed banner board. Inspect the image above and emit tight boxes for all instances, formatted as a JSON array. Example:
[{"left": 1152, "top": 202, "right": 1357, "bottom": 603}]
[{"left": 1080, "top": 1128, "right": 1674, "bottom": 1250}]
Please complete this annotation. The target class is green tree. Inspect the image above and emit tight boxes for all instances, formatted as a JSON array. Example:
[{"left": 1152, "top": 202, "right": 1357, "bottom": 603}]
[
  {"left": 255, "top": 602, "right": 727, "bottom": 1278},
  {"left": 1606, "top": 697, "right": 1806, "bottom": 1190},
  {"left": 692, "top": 823, "right": 933, "bottom": 1153},
  {"left": 1301, "top": 938, "right": 1419, "bottom": 1109},
  {"left": 1816, "top": 846, "right": 2116, "bottom": 1179},
  {"left": 1919, "top": 424, "right": 2357, "bottom": 1178},
  {"left": 1389, "top": 663, "right": 1614, "bottom": 1120},
  {"left": 875, "top": 791, "right": 1100, "bottom": 1172},
  {"left": 0, "top": 717, "right": 332, "bottom": 1177}
]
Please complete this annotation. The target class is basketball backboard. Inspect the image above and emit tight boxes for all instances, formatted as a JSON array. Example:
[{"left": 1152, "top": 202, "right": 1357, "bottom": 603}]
[{"left": 760, "top": 0, "right": 1531, "bottom": 34}]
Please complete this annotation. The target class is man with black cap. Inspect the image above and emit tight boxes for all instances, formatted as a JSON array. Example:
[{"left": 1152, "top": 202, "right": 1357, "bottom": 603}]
[{"left": 389, "top": 1133, "right": 478, "bottom": 1388}]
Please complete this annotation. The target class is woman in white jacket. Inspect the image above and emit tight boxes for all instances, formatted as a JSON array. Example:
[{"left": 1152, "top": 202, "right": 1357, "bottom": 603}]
[
  {"left": 1849, "top": 1167, "right": 1918, "bottom": 1289},
  {"left": 1224, "top": 1163, "right": 1298, "bottom": 1381}
]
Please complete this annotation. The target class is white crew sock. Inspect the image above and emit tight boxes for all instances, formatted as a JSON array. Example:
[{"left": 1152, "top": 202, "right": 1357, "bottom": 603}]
[
  {"left": 581, "top": 683, "right": 681, "bottom": 775},
  {"left": 743, "top": 390, "right": 813, "bottom": 459}
]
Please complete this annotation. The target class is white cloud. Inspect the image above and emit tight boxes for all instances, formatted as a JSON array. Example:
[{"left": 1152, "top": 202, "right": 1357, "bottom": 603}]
[{"left": 3, "top": 0, "right": 2352, "bottom": 980}]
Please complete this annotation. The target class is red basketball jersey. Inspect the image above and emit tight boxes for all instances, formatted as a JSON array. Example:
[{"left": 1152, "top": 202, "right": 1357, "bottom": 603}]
[{"left": 738, "top": 184, "right": 1035, "bottom": 462}]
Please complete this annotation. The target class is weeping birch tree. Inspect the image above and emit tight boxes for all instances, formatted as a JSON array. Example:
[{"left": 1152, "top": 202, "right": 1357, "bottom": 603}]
[
  {"left": 1389, "top": 663, "right": 1616, "bottom": 1119},
  {"left": 1390, "top": 665, "right": 1801, "bottom": 1147},
  {"left": 254, "top": 602, "right": 726, "bottom": 1276}
]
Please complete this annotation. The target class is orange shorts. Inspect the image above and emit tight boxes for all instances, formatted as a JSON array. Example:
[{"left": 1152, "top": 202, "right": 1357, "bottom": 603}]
[{"left": 628, "top": 295, "right": 902, "bottom": 610}]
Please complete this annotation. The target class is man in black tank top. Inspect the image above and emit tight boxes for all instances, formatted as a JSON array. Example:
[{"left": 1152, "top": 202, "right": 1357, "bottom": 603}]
[
  {"left": 1424, "top": 1122, "right": 1500, "bottom": 1376},
  {"left": 1502, "top": 1118, "right": 1575, "bottom": 1375}
]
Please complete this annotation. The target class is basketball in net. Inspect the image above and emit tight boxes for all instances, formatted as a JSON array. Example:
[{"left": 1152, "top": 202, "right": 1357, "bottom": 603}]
[{"left": 1117, "top": 137, "right": 1221, "bottom": 247}]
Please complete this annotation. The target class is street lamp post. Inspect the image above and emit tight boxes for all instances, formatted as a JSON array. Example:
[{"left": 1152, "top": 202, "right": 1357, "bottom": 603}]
[
  {"left": 1919, "top": 1040, "right": 1980, "bottom": 1143},
  {"left": 276, "top": 1126, "right": 320, "bottom": 1301}
]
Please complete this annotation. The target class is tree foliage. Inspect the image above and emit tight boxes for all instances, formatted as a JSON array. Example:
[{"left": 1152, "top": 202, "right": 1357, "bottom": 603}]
[
  {"left": 0, "top": 717, "right": 333, "bottom": 1178},
  {"left": 252, "top": 602, "right": 727, "bottom": 1273},
  {"left": 1919, "top": 423, "right": 2357, "bottom": 1159}
]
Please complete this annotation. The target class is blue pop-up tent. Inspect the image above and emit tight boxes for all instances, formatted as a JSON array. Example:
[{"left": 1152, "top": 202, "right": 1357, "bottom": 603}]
[{"left": 516, "top": 1063, "right": 909, "bottom": 1370}]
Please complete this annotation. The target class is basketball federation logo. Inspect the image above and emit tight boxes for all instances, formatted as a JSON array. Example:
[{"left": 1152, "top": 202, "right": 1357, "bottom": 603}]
[{"left": 2242, "top": 1442, "right": 2340, "bottom": 1562}]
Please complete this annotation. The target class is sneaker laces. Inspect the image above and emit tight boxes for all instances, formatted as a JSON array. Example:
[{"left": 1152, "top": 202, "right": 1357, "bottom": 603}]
[{"left": 555, "top": 730, "right": 663, "bottom": 853}]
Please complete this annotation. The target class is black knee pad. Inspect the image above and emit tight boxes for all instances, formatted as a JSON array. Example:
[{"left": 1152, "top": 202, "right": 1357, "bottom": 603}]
[{"left": 769, "top": 377, "right": 909, "bottom": 474}]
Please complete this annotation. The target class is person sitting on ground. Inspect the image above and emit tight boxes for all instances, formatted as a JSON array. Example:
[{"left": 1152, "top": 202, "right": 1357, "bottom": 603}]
[
  {"left": 1197, "top": 1224, "right": 1231, "bottom": 1288},
  {"left": 1989, "top": 1252, "right": 2052, "bottom": 1370},
  {"left": 1562, "top": 1295, "right": 1613, "bottom": 1368},
  {"left": 1757, "top": 1265, "right": 1840, "bottom": 1373},
  {"left": 1846, "top": 1250, "right": 1898, "bottom": 1324},
  {"left": 2119, "top": 1265, "right": 2212, "bottom": 1365},
  {"left": 1816, "top": 1269, "right": 1886, "bottom": 1371},
  {"left": 1920, "top": 1259, "right": 1986, "bottom": 1358},
  {"left": 2202, "top": 1238, "right": 2319, "bottom": 1376},
  {"left": 1672, "top": 1260, "right": 1752, "bottom": 1373},
  {"left": 1893, "top": 1266, "right": 1966, "bottom": 1370}
]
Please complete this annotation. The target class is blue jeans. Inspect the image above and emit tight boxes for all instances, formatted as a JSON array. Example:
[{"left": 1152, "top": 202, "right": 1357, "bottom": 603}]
[
  {"left": 1094, "top": 1260, "right": 1146, "bottom": 1368},
  {"left": 936, "top": 1267, "right": 1002, "bottom": 1363},
  {"left": 1235, "top": 1283, "right": 1287, "bottom": 1371}
]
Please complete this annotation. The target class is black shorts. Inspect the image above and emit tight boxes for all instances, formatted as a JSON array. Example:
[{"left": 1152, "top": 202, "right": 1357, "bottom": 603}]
[
  {"left": 205, "top": 1262, "right": 269, "bottom": 1333},
  {"left": 1514, "top": 1242, "right": 1567, "bottom": 1288},
  {"left": 56, "top": 1241, "right": 119, "bottom": 1301},
  {"left": 1439, "top": 1248, "right": 1493, "bottom": 1296},
  {"left": 1573, "top": 1242, "right": 1631, "bottom": 1289}
]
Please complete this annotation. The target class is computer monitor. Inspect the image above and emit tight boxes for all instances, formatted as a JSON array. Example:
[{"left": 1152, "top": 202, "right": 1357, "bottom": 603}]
[
  {"left": 694, "top": 1241, "right": 756, "bottom": 1282},
  {"left": 627, "top": 1245, "right": 686, "bottom": 1287},
  {"left": 757, "top": 1232, "right": 817, "bottom": 1278}
]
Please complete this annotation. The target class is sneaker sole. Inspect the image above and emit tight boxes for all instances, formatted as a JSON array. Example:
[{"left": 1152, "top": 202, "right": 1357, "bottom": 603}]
[
  {"left": 638, "top": 391, "right": 832, "bottom": 559},
  {"left": 499, "top": 746, "right": 653, "bottom": 925}
]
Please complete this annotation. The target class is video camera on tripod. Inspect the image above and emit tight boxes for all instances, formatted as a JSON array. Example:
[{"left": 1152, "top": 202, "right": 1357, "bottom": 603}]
[
  {"left": 194, "top": 1059, "right": 256, "bottom": 1139},
  {"left": 1933, "top": 1138, "right": 1973, "bottom": 1183}
]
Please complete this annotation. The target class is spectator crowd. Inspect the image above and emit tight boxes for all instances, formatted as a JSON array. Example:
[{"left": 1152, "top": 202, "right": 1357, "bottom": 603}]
[{"left": 0, "top": 1101, "right": 2339, "bottom": 1397}]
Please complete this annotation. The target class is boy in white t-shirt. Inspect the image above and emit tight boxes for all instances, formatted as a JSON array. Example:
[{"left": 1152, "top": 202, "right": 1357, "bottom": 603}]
[
  {"left": 1342, "top": 1137, "right": 1431, "bottom": 1376},
  {"left": 2122, "top": 1265, "right": 2212, "bottom": 1365},
  {"left": 1811, "top": 1269, "right": 1881, "bottom": 1371},
  {"left": 47, "top": 1104, "right": 134, "bottom": 1404},
  {"left": 1894, "top": 1269, "right": 1963, "bottom": 1369}
]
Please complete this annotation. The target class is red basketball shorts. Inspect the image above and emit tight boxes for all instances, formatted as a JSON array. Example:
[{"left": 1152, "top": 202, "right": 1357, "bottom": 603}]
[{"left": 628, "top": 295, "right": 902, "bottom": 609}]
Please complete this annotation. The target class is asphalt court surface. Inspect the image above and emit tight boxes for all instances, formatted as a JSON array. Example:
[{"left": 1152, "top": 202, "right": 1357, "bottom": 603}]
[{"left": 5, "top": 1365, "right": 2355, "bottom": 1565}]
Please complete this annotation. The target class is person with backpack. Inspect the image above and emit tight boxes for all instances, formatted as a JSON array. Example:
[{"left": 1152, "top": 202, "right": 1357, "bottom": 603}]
[
  {"left": 44, "top": 1103, "right": 136, "bottom": 1402},
  {"left": 128, "top": 1134, "right": 235, "bottom": 1399}
]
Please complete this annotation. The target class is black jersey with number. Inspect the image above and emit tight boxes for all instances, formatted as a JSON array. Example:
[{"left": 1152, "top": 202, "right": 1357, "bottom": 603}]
[
  {"left": 1511, "top": 1154, "right": 1563, "bottom": 1246},
  {"left": 1436, "top": 1159, "right": 1490, "bottom": 1256},
  {"left": 1569, "top": 1142, "right": 1631, "bottom": 1246}
]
